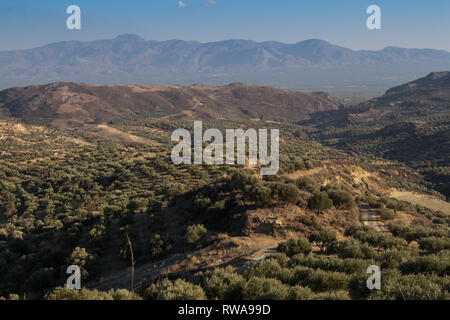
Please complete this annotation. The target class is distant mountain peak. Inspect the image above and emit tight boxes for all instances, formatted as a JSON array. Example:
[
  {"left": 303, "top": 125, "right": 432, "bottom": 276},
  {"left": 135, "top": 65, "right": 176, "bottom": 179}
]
[
  {"left": 298, "top": 39, "right": 331, "bottom": 45},
  {"left": 114, "top": 34, "right": 146, "bottom": 41}
]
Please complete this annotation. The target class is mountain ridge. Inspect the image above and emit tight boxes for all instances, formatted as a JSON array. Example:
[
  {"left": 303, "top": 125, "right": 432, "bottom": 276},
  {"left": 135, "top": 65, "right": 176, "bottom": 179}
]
[{"left": 2, "top": 35, "right": 450, "bottom": 93}]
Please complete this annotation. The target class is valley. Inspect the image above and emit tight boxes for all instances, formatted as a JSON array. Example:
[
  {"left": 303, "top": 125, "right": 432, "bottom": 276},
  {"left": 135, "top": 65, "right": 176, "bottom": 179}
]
[{"left": 0, "top": 73, "right": 449, "bottom": 301}]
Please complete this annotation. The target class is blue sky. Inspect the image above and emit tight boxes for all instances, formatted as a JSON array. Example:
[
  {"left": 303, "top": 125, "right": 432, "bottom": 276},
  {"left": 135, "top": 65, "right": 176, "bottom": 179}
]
[{"left": 1, "top": 0, "right": 449, "bottom": 51}]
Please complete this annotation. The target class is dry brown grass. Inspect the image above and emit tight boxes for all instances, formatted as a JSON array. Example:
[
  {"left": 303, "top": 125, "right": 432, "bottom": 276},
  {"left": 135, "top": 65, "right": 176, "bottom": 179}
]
[
  {"left": 390, "top": 189, "right": 450, "bottom": 214},
  {"left": 95, "top": 124, "right": 160, "bottom": 146}
]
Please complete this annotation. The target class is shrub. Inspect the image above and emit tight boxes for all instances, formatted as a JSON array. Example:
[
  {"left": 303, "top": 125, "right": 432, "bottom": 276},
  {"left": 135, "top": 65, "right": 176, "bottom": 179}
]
[
  {"left": 193, "top": 266, "right": 245, "bottom": 300},
  {"left": 295, "top": 177, "right": 320, "bottom": 193},
  {"left": 206, "top": 200, "right": 226, "bottom": 215},
  {"left": 290, "top": 255, "right": 370, "bottom": 274},
  {"left": 399, "top": 252, "right": 449, "bottom": 275},
  {"left": 270, "top": 183, "right": 300, "bottom": 204},
  {"left": 386, "top": 221, "right": 411, "bottom": 238},
  {"left": 46, "top": 287, "right": 142, "bottom": 301},
  {"left": 403, "top": 226, "right": 448, "bottom": 244},
  {"left": 277, "top": 238, "right": 312, "bottom": 257},
  {"left": 358, "top": 193, "right": 381, "bottom": 207},
  {"left": 344, "top": 224, "right": 375, "bottom": 237},
  {"left": 368, "top": 270, "right": 449, "bottom": 300},
  {"left": 379, "top": 208, "right": 396, "bottom": 221},
  {"left": 69, "top": 247, "right": 94, "bottom": 279},
  {"left": 313, "top": 290, "right": 351, "bottom": 300},
  {"left": 242, "top": 277, "right": 290, "bottom": 300},
  {"left": 308, "top": 229, "right": 337, "bottom": 252},
  {"left": 149, "top": 234, "right": 173, "bottom": 257},
  {"left": 109, "top": 289, "right": 143, "bottom": 300},
  {"left": 266, "top": 253, "right": 290, "bottom": 267},
  {"left": 185, "top": 224, "right": 207, "bottom": 244},
  {"left": 248, "top": 185, "right": 273, "bottom": 208},
  {"left": 232, "top": 171, "right": 259, "bottom": 192},
  {"left": 308, "top": 192, "right": 333, "bottom": 215},
  {"left": 419, "top": 237, "right": 450, "bottom": 253},
  {"left": 144, "top": 279, "right": 206, "bottom": 300},
  {"left": 0, "top": 294, "right": 19, "bottom": 300},
  {"left": 375, "top": 234, "right": 408, "bottom": 252},
  {"left": 287, "top": 285, "right": 314, "bottom": 300},
  {"left": 328, "top": 239, "right": 376, "bottom": 259},
  {"left": 194, "top": 194, "right": 211, "bottom": 209},
  {"left": 386, "top": 199, "right": 407, "bottom": 213},
  {"left": 348, "top": 274, "right": 372, "bottom": 299},
  {"left": 347, "top": 229, "right": 407, "bottom": 253},
  {"left": 272, "top": 267, "right": 295, "bottom": 284},
  {"left": 323, "top": 184, "right": 354, "bottom": 210},
  {"left": 295, "top": 268, "right": 351, "bottom": 293},
  {"left": 88, "top": 224, "right": 108, "bottom": 251},
  {"left": 278, "top": 183, "right": 300, "bottom": 204},
  {"left": 165, "top": 183, "right": 188, "bottom": 198},
  {"left": 242, "top": 259, "right": 282, "bottom": 280},
  {"left": 379, "top": 248, "right": 419, "bottom": 269}
]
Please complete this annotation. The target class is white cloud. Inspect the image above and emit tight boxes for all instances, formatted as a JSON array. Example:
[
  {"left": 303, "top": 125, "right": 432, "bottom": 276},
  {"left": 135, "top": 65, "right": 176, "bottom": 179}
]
[
  {"left": 203, "top": 0, "right": 218, "bottom": 7},
  {"left": 178, "top": 1, "right": 190, "bottom": 8}
]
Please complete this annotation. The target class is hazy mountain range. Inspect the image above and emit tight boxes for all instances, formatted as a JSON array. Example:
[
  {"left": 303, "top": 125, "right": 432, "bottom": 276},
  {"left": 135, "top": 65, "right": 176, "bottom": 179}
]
[{"left": 2, "top": 35, "right": 450, "bottom": 96}]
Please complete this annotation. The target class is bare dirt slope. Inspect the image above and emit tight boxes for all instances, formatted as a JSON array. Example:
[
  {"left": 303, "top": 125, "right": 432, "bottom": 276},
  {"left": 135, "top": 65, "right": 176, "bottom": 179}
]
[{"left": 390, "top": 190, "right": 450, "bottom": 214}]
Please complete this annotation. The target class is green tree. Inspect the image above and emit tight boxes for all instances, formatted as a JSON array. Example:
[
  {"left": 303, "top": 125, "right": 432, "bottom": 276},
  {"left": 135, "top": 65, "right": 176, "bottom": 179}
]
[
  {"left": 144, "top": 279, "right": 206, "bottom": 300},
  {"left": 323, "top": 184, "right": 354, "bottom": 209},
  {"left": 149, "top": 234, "right": 173, "bottom": 257},
  {"left": 70, "top": 247, "right": 94, "bottom": 279},
  {"left": 185, "top": 224, "right": 207, "bottom": 244},
  {"left": 308, "top": 192, "right": 333, "bottom": 215},
  {"left": 295, "top": 177, "right": 320, "bottom": 193},
  {"left": 277, "top": 238, "right": 312, "bottom": 257},
  {"left": 419, "top": 237, "right": 450, "bottom": 253},
  {"left": 308, "top": 230, "right": 336, "bottom": 252}
]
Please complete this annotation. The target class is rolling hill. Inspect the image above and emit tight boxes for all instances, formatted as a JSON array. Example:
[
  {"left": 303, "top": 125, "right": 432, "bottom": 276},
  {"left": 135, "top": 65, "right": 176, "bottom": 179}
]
[
  {"left": 0, "top": 82, "right": 341, "bottom": 124},
  {"left": 303, "top": 72, "right": 450, "bottom": 197}
]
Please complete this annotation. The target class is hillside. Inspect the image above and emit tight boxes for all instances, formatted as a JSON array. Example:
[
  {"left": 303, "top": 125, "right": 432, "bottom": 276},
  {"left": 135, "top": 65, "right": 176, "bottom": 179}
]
[
  {"left": 0, "top": 118, "right": 448, "bottom": 300},
  {"left": 0, "top": 82, "right": 340, "bottom": 124},
  {"left": 303, "top": 72, "right": 450, "bottom": 197},
  {"left": 0, "top": 74, "right": 449, "bottom": 300}
]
